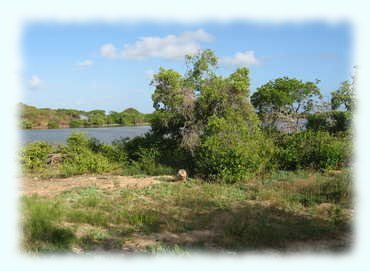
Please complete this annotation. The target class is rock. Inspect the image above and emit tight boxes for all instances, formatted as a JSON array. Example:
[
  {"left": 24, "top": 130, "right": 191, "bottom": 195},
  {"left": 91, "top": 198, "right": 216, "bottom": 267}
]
[{"left": 176, "top": 169, "right": 188, "bottom": 181}]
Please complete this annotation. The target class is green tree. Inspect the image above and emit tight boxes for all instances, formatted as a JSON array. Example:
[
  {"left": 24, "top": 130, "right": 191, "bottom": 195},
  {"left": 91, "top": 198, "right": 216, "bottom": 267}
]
[
  {"left": 120, "top": 108, "right": 145, "bottom": 126},
  {"left": 47, "top": 119, "right": 59, "bottom": 129},
  {"left": 251, "top": 77, "right": 322, "bottom": 131},
  {"left": 69, "top": 119, "right": 85, "bottom": 128},
  {"left": 22, "top": 120, "right": 33, "bottom": 129},
  {"left": 150, "top": 49, "right": 272, "bottom": 180},
  {"left": 331, "top": 80, "right": 354, "bottom": 111},
  {"left": 108, "top": 111, "right": 121, "bottom": 124},
  {"left": 88, "top": 110, "right": 106, "bottom": 126},
  {"left": 195, "top": 110, "right": 274, "bottom": 182}
]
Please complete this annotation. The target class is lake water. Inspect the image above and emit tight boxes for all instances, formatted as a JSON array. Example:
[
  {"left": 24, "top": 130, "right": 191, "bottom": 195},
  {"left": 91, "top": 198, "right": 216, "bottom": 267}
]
[{"left": 21, "top": 126, "right": 151, "bottom": 145}]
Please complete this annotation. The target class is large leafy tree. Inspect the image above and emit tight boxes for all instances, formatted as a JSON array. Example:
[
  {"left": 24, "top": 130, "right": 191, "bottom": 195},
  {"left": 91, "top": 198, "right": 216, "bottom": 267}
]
[
  {"left": 150, "top": 49, "right": 273, "bottom": 181},
  {"left": 250, "top": 77, "right": 322, "bottom": 131},
  {"left": 151, "top": 49, "right": 259, "bottom": 152}
]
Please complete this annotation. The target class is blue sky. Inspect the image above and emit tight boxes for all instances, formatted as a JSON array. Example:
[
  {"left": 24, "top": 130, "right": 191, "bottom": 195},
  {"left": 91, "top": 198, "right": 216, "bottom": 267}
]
[{"left": 22, "top": 21, "right": 352, "bottom": 113}]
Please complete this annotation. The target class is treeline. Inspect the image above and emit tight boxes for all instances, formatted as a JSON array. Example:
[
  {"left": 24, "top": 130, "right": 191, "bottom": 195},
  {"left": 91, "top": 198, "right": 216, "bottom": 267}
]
[
  {"left": 21, "top": 49, "right": 353, "bottom": 181},
  {"left": 20, "top": 104, "right": 152, "bottom": 129}
]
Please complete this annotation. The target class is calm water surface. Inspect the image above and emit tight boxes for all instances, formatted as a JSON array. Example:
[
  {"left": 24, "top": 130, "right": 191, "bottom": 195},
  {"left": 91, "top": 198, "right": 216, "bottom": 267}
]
[{"left": 21, "top": 126, "right": 151, "bottom": 145}]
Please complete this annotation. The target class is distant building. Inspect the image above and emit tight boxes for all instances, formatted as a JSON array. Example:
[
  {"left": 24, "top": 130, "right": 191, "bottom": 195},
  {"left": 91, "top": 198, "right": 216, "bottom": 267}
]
[{"left": 79, "top": 114, "right": 88, "bottom": 120}]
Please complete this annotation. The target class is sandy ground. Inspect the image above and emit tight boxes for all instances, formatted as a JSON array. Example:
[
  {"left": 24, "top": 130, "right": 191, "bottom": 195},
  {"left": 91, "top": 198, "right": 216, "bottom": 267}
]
[{"left": 20, "top": 174, "right": 170, "bottom": 197}]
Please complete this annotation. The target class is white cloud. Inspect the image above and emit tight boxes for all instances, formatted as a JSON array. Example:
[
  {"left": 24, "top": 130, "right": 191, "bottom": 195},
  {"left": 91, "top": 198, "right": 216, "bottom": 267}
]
[
  {"left": 222, "top": 50, "right": 260, "bottom": 66},
  {"left": 100, "top": 44, "right": 118, "bottom": 58},
  {"left": 28, "top": 75, "right": 44, "bottom": 89},
  {"left": 76, "top": 59, "right": 93, "bottom": 68},
  {"left": 100, "top": 29, "right": 213, "bottom": 60}
]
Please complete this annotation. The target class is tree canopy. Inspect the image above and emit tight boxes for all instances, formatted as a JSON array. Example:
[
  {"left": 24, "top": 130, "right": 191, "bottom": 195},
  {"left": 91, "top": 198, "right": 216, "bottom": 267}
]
[
  {"left": 149, "top": 49, "right": 273, "bottom": 181},
  {"left": 331, "top": 80, "right": 354, "bottom": 111},
  {"left": 250, "top": 77, "right": 322, "bottom": 130}
]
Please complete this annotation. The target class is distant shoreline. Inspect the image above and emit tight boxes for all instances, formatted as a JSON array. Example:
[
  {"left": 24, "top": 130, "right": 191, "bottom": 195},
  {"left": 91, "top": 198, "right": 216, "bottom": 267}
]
[{"left": 21, "top": 123, "right": 151, "bottom": 131}]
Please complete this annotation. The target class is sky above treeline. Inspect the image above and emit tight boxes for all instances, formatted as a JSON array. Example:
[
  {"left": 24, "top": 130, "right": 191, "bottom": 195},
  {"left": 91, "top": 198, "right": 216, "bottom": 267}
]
[{"left": 22, "top": 21, "right": 352, "bottom": 113}]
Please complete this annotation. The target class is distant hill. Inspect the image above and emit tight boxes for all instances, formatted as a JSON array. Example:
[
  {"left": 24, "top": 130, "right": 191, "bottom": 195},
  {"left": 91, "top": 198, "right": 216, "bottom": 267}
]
[{"left": 19, "top": 103, "right": 152, "bottom": 129}]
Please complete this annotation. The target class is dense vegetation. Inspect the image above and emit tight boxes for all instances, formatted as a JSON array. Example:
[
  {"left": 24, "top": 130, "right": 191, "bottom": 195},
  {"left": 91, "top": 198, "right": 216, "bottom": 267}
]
[
  {"left": 20, "top": 103, "right": 152, "bottom": 129},
  {"left": 21, "top": 49, "right": 353, "bottom": 180},
  {"left": 20, "top": 49, "right": 354, "bottom": 253}
]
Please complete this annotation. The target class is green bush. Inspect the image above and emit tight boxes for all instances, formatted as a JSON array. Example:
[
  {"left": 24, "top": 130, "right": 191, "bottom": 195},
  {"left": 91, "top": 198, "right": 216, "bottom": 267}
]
[
  {"left": 21, "top": 141, "right": 52, "bottom": 171},
  {"left": 69, "top": 119, "right": 86, "bottom": 128},
  {"left": 66, "top": 132, "right": 89, "bottom": 149},
  {"left": 306, "top": 111, "right": 351, "bottom": 134},
  {"left": 121, "top": 133, "right": 189, "bottom": 174},
  {"left": 275, "top": 131, "right": 350, "bottom": 170},
  {"left": 194, "top": 111, "right": 275, "bottom": 183},
  {"left": 21, "top": 120, "right": 33, "bottom": 129},
  {"left": 59, "top": 132, "right": 114, "bottom": 176},
  {"left": 47, "top": 119, "right": 59, "bottom": 129},
  {"left": 88, "top": 137, "right": 127, "bottom": 163},
  {"left": 123, "top": 146, "right": 175, "bottom": 176}
]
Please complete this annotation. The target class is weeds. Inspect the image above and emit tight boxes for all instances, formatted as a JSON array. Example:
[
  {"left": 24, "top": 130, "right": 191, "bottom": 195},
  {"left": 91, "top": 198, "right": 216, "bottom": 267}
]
[
  {"left": 22, "top": 196, "right": 75, "bottom": 252},
  {"left": 21, "top": 170, "right": 352, "bottom": 253}
]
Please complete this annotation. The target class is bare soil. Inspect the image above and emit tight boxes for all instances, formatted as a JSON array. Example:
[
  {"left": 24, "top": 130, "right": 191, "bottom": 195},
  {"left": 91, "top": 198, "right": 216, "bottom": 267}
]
[{"left": 21, "top": 174, "right": 170, "bottom": 198}]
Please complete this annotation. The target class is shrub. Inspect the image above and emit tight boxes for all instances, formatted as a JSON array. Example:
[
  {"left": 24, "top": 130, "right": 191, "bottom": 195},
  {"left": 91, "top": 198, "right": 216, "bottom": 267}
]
[
  {"left": 21, "top": 120, "right": 33, "bottom": 129},
  {"left": 306, "top": 111, "right": 351, "bottom": 134},
  {"left": 69, "top": 119, "right": 85, "bottom": 128},
  {"left": 47, "top": 119, "right": 59, "bottom": 129},
  {"left": 66, "top": 132, "right": 89, "bottom": 149},
  {"left": 275, "top": 131, "right": 350, "bottom": 170},
  {"left": 88, "top": 137, "right": 127, "bottom": 163},
  {"left": 21, "top": 141, "right": 52, "bottom": 171},
  {"left": 123, "top": 146, "right": 175, "bottom": 176},
  {"left": 194, "top": 111, "right": 275, "bottom": 183},
  {"left": 59, "top": 132, "right": 114, "bottom": 176},
  {"left": 121, "top": 132, "right": 189, "bottom": 175}
]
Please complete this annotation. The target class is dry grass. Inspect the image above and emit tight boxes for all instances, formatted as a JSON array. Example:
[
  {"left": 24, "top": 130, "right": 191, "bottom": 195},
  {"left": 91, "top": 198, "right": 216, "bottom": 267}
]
[{"left": 21, "top": 169, "right": 353, "bottom": 254}]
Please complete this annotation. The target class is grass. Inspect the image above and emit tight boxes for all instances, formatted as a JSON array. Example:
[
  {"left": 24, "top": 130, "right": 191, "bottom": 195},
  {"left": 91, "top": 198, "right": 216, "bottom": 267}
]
[{"left": 21, "top": 169, "right": 352, "bottom": 253}]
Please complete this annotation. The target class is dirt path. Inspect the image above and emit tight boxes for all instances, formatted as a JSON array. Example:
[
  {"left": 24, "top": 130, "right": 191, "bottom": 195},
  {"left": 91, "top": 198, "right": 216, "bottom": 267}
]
[{"left": 21, "top": 174, "right": 170, "bottom": 197}]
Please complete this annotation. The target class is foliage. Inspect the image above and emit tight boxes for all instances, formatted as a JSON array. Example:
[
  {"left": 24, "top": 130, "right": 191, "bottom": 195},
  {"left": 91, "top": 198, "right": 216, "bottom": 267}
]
[
  {"left": 20, "top": 103, "right": 151, "bottom": 129},
  {"left": 250, "top": 77, "right": 322, "bottom": 130},
  {"left": 150, "top": 50, "right": 270, "bottom": 181},
  {"left": 87, "top": 110, "right": 106, "bottom": 126},
  {"left": 21, "top": 141, "right": 52, "bottom": 171},
  {"left": 20, "top": 50, "right": 353, "bottom": 184},
  {"left": 195, "top": 110, "right": 275, "bottom": 183},
  {"left": 47, "top": 119, "right": 59, "bottom": 129},
  {"left": 21, "top": 119, "right": 33, "bottom": 129},
  {"left": 331, "top": 80, "right": 354, "bottom": 111},
  {"left": 122, "top": 147, "right": 175, "bottom": 176},
  {"left": 88, "top": 137, "right": 127, "bottom": 163},
  {"left": 59, "top": 132, "right": 114, "bottom": 176},
  {"left": 306, "top": 111, "right": 351, "bottom": 134},
  {"left": 69, "top": 119, "right": 86, "bottom": 128},
  {"left": 274, "top": 131, "right": 350, "bottom": 170},
  {"left": 119, "top": 133, "right": 180, "bottom": 176}
]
